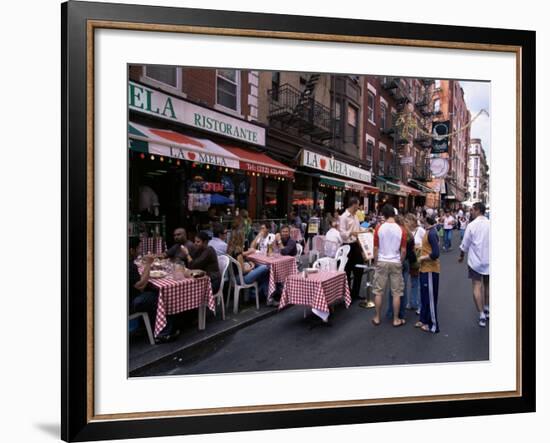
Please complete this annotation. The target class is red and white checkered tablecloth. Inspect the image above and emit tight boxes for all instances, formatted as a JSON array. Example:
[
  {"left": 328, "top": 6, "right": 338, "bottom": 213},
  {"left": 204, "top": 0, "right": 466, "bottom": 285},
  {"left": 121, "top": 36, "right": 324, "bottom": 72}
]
[
  {"left": 278, "top": 271, "right": 351, "bottom": 314},
  {"left": 138, "top": 236, "right": 165, "bottom": 256},
  {"left": 146, "top": 274, "right": 215, "bottom": 336},
  {"left": 248, "top": 253, "right": 298, "bottom": 296}
]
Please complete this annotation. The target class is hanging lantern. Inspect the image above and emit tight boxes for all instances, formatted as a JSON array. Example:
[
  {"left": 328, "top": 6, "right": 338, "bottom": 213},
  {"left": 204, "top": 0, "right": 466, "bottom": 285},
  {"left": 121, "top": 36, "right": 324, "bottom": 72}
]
[
  {"left": 206, "top": 164, "right": 210, "bottom": 170},
  {"left": 176, "top": 160, "right": 181, "bottom": 166},
  {"left": 150, "top": 155, "right": 155, "bottom": 160},
  {"left": 140, "top": 153, "right": 145, "bottom": 159},
  {"left": 160, "top": 156, "right": 164, "bottom": 162}
]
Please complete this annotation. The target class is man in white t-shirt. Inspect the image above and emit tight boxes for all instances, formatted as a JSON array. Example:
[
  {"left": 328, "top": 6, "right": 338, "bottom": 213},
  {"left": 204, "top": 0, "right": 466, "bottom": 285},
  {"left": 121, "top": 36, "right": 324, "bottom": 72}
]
[
  {"left": 459, "top": 202, "right": 490, "bottom": 327},
  {"left": 324, "top": 219, "right": 343, "bottom": 258},
  {"left": 371, "top": 204, "right": 407, "bottom": 327},
  {"left": 442, "top": 209, "right": 456, "bottom": 251}
]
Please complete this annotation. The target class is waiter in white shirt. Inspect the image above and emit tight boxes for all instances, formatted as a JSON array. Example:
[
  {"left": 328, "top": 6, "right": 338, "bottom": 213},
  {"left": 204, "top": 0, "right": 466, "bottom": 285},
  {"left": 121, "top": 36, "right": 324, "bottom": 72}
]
[
  {"left": 339, "top": 197, "right": 365, "bottom": 300},
  {"left": 459, "top": 202, "right": 490, "bottom": 327}
]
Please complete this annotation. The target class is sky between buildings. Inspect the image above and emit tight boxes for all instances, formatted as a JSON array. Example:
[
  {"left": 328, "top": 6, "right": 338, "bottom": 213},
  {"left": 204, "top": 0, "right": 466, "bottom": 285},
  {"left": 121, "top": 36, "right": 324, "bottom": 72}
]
[{"left": 459, "top": 80, "right": 491, "bottom": 163}]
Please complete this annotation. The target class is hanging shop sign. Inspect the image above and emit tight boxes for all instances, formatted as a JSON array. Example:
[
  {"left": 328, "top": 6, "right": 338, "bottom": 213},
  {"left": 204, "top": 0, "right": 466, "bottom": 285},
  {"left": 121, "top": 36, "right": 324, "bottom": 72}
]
[
  {"left": 129, "top": 81, "right": 266, "bottom": 146},
  {"left": 300, "top": 149, "right": 372, "bottom": 183},
  {"left": 431, "top": 121, "right": 450, "bottom": 154},
  {"left": 430, "top": 157, "right": 450, "bottom": 178}
]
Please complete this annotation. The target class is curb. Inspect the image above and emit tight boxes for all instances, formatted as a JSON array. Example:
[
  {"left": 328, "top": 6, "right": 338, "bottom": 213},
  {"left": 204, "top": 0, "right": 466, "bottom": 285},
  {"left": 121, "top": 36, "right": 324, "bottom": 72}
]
[{"left": 130, "top": 306, "right": 280, "bottom": 376}]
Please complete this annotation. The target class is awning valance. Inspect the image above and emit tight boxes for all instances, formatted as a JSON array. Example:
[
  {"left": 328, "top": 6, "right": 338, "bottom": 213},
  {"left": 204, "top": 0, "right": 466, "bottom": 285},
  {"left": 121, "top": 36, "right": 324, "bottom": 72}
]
[
  {"left": 319, "top": 176, "right": 346, "bottom": 188},
  {"left": 128, "top": 122, "right": 294, "bottom": 178},
  {"left": 408, "top": 179, "right": 435, "bottom": 194}
]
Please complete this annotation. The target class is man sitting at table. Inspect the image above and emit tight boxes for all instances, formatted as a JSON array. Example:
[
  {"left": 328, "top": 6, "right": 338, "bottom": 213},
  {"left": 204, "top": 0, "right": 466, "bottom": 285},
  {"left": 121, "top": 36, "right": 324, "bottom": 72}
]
[
  {"left": 274, "top": 225, "right": 297, "bottom": 256},
  {"left": 129, "top": 237, "right": 179, "bottom": 344},
  {"left": 248, "top": 223, "right": 275, "bottom": 254},
  {"left": 209, "top": 222, "right": 228, "bottom": 256},
  {"left": 179, "top": 231, "right": 222, "bottom": 293},
  {"left": 165, "top": 227, "right": 195, "bottom": 261}
]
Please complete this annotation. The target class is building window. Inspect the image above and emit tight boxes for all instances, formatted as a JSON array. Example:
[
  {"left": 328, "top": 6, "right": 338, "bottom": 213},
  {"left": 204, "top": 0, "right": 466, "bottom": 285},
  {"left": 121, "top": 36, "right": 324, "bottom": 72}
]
[
  {"left": 334, "top": 100, "right": 342, "bottom": 137},
  {"left": 144, "top": 65, "right": 179, "bottom": 88},
  {"left": 367, "top": 91, "right": 375, "bottom": 123},
  {"left": 216, "top": 69, "right": 240, "bottom": 112},
  {"left": 380, "top": 102, "right": 387, "bottom": 129},
  {"left": 434, "top": 99, "right": 441, "bottom": 113},
  {"left": 347, "top": 104, "right": 358, "bottom": 144},
  {"left": 366, "top": 141, "right": 374, "bottom": 165},
  {"left": 435, "top": 79, "right": 441, "bottom": 89},
  {"left": 379, "top": 144, "right": 386, "bottom": 174},
  {"left": 271, "top": 72, "right": 280, "bottom": 101}
]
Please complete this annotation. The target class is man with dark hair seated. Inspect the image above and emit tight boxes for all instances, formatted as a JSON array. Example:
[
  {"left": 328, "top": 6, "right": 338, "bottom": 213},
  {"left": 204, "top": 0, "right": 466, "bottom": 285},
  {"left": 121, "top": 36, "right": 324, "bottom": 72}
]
[
  {"left": 129, "top": 237, "right": 179, "bottom": 343},
  {"left": 274, "top": 225, "right": 297, "bottom": 256},
  {"left": 179, "top": 231, "right": 222, "bottom": 294}
]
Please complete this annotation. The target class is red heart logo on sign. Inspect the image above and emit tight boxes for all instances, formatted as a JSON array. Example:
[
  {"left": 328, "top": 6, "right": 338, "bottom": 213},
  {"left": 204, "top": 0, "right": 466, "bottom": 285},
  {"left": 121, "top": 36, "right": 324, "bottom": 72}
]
[
  {"left": 320, "top": 158, "right": 327, "bottom": 169},
  {"left": 187, "top": 152, "right": 196, "bottom": 160}
]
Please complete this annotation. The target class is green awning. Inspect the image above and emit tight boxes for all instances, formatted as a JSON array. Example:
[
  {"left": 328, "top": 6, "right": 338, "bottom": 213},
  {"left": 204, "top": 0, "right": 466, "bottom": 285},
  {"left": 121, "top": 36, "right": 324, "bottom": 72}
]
[
  {"left": 409, "top": 179, "right": 435, "bottom": 193},
  {"left": 319, "top": 176, "right": 346, "bottom": 188},
  {"left": 376, "top": 176, "right": 401, "bottom": 191},
  {"left": 128, "top": 123, "right": 149, "bottom": 153}
]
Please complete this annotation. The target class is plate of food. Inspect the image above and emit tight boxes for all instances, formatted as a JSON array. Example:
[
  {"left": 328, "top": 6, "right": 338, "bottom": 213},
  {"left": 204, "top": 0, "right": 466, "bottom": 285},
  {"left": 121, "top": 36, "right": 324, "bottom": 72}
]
[{"left": 149, "top": 270, "right": 167, "bottom": 279}]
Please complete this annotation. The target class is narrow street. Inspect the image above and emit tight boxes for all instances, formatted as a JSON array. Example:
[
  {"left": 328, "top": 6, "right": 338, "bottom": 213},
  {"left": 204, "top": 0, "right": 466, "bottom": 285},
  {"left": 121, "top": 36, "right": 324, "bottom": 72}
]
[{"left": 135, "top": 231, "right": 488, "bottom": 377}]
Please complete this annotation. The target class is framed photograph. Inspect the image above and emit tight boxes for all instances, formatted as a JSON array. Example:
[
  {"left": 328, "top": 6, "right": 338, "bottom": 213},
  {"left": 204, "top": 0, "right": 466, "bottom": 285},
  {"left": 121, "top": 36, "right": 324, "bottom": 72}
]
[{"left": 62, "top": 1, "right": 535, "bottom": 441}]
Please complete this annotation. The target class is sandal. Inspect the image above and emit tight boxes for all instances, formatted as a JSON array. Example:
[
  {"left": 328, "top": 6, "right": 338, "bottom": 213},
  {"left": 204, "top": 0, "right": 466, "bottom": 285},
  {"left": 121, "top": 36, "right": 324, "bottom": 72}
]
[
  {"left": 414, "top": 321, "right": 424, "bottom": 328},
  {"left": 393, "top": 319, "right": 406, "bottom": 327},
  {"left": 420, "top": 324, "right": 431, "bottom": 332},
  {"left": 371, "top": 318, "right": 381, "bottom": 326}
]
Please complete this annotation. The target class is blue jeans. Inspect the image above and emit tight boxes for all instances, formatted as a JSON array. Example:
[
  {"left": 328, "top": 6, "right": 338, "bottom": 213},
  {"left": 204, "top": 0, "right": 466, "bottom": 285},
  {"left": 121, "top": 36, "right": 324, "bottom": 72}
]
[
  {"left": 243, "top": 264, "right": 270, "bottom": 299},
  {"left": 444, "top": 229, "right": 453, "bottom": 250},
  {"left": 409, "top": 272, "right": 420, "bottom": 310},
  {"left": 386, "top": 260, "right": 409, "bottom": 319},
  {"left": 460, "top": 229, "right": 465, "bottom": 240}
]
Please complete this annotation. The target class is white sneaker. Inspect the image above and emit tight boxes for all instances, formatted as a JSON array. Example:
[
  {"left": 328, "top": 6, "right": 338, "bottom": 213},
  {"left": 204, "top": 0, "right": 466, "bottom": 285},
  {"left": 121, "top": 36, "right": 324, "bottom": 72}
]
[{"left": 478, "top": 318, "right": 487, "bottom": 327}]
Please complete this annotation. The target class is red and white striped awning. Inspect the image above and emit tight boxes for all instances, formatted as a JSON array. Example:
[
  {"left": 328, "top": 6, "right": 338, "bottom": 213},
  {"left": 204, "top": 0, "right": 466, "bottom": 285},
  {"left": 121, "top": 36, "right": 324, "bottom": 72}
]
[{"left": 129, "top": 122, "right": 294, "bottom": 178}]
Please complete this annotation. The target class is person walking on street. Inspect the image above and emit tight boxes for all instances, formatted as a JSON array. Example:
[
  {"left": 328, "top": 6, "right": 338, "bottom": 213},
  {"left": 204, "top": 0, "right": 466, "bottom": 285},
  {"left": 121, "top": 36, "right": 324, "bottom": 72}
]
[
  {"left": 442, "top": 209, "right": 456, "bottom": 251},
  {"left": 416, "top": 216, "right": 441, "bottom": 333},
  {"left": 339, "top": 197, "right": 365, "bottom": 301},
  {"left": 371, "top": 204, "right": 407, "bottom": 327},
  {"left": 459, "top": 202, "right": 490, "bottom": 327}
]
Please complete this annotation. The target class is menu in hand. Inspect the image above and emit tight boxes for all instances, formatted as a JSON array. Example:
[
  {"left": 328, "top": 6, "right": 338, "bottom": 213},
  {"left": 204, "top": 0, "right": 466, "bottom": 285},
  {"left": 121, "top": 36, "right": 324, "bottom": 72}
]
[{"left": 357, "top": 231, "right": 374, "bottom": 261}]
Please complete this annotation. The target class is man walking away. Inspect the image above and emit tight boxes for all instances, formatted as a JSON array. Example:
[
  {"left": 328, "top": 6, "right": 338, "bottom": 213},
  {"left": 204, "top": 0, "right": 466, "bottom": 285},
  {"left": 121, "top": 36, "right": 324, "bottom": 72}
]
[
  {"left": 371, "top": 204, "right": 407, "bottom": 327},
  {"left": 459, "top": 202, "right": 490, "bottom": 327},
  {"left": 416, "top": 216, "right": 441, "bottom": 333}
]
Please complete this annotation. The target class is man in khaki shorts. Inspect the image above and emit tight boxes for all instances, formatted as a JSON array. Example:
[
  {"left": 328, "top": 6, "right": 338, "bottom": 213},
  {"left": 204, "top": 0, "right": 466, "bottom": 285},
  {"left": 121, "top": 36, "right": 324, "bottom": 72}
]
[{"left": 371, "top": 204, "right": 407, "bottom": 327}]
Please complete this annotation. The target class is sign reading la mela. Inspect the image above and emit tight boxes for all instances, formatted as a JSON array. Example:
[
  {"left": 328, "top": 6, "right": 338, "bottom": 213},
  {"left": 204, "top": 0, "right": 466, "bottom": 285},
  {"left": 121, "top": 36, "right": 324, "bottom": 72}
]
[
  {"left": 128, "top": 81, "right": 265, "bottom": 146},
  {"left": 300, "top": 149, "right": 372, "bottom": 183}
]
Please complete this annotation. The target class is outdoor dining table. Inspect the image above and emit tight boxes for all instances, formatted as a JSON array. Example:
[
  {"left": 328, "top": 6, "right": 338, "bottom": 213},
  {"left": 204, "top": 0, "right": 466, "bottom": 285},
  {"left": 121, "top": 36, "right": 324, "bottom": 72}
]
[
  {"left": 247, "top": 252, "right": 298, "bottom": 297},
  {"left": 139, "top": 268, "right": 216, "bottom": 336},
  {"left": 278, "top": 271, "right": 351, "bottom": 322}
]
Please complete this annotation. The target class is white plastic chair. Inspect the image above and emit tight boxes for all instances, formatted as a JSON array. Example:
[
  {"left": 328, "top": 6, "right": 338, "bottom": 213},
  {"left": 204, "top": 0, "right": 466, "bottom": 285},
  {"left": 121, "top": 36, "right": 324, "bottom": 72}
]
[
  {"left": 226, "top": 255, "right": 260, "bottom": 314},
  {"left": 334, "top": 244, "right": 350, "bottom": 272},
  {"left": 129, "top": 312, "right": 155, "bottom": 345},
  {"left": 312, "top": 257, "right": 338, "bottom": 271},
  {"left": 213, "top": 255, "right": 230, "bottom": 320}
]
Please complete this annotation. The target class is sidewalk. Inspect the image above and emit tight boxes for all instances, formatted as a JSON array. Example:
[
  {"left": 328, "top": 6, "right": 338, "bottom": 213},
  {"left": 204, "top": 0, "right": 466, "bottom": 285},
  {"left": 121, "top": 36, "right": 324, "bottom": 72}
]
[{"left": 129, "top": 253, "right": 312, "bottom": 375}]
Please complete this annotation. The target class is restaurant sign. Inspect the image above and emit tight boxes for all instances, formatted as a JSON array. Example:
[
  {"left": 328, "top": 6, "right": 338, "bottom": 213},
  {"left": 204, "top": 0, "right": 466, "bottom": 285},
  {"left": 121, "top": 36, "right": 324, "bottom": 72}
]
[
  {"left": 300, "top": 149, "right": 372, "bottom": 183},
  {"left": 128, "top": 81, "right": 266, "bottom": 146}
]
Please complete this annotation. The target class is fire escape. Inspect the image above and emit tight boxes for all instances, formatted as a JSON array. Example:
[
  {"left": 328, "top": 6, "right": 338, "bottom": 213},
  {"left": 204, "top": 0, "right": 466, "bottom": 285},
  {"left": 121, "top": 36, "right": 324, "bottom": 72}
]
[{"left": 268, "top": 73, "right": 334, "bottom": 143}]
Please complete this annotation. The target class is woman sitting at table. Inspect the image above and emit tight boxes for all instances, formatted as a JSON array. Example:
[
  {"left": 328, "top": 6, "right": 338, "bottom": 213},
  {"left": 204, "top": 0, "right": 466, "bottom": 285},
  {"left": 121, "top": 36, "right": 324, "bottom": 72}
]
[
  {"left": 227, "top": 229, "right": 270, "bottom": 302},
  {"left": 249, "top": 223, "right": 275, "bottom": 254},
  {"left": 324, "top": 218, "right": 343, "bottom": 258}
]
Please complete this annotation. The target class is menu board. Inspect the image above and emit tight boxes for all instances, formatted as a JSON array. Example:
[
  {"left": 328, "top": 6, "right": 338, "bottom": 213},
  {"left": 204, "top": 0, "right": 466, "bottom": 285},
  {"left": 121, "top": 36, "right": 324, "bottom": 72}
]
[{"left": 357, "top": 231, "right": 374, "bottom": 261}]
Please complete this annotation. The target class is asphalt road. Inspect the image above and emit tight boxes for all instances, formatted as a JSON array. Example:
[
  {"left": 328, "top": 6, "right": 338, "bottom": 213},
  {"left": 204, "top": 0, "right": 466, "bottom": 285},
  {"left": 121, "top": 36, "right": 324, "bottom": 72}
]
[{"left": 137, "top": 231, "right": 489, "bottom": 377}]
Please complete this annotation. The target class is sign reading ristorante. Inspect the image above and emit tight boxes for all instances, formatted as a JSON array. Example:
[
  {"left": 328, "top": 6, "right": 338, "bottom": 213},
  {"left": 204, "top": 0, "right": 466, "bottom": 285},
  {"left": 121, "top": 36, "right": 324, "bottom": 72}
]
[
  {"left": 300, "top": 149, "right": 372, "bottom": 183},
  {"left": 128, "top": 81, "right": 265, "bottom": 146}
]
